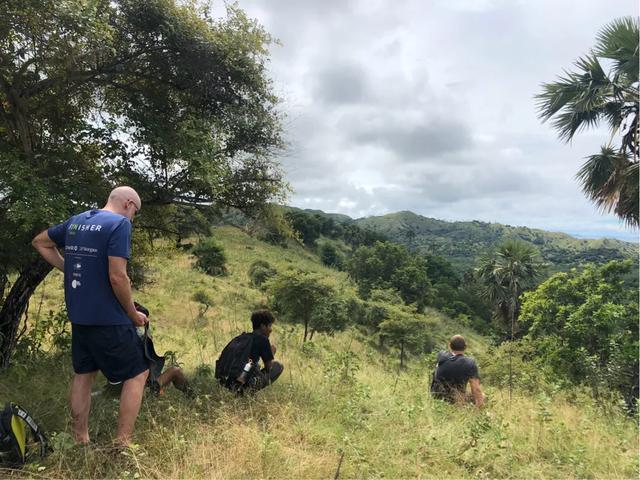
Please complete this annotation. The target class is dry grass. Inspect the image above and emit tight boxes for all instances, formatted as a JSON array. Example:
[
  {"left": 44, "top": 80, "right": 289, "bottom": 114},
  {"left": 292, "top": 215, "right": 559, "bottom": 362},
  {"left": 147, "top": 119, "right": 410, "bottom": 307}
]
[{"left": 0, "top": 226, "right": 637, "bottom": 479}]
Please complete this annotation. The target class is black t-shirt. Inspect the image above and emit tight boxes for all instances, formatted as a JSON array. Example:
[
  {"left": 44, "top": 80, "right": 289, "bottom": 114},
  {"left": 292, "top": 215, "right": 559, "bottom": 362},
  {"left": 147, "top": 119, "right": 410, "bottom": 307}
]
[
  {"left": 249, "top": 332, "right": 274, "bottom": 367},
  {"left": 433, "top": 351, "right": 479, "bottom": 399}
]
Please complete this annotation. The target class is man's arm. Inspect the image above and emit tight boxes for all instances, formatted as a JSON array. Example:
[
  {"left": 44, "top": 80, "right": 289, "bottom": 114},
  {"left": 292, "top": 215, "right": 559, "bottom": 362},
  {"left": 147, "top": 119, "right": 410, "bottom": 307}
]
[
  {"left": 108, "top": 256, "right": 147, "bottom": 327},
  {"left": 32, "top": 230, "right": 64, "bottom": 271},
  {"left": 469, "top": 378, "right": 485, "bottom": 407},
  {"left": 261, "top": 339, "right": 276, "bottom": 371}
]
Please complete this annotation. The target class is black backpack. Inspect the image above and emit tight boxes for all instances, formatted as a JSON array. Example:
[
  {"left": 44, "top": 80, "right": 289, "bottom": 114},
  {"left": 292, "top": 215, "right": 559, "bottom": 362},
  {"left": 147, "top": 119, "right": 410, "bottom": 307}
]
[
  {"left": 134, "top": 302, "right": 166, "bottom": 388},
  {"left": 0, "top": 403, "right": 48, "bottom": 467},
  {"left": 215, "top": 333, "right": 255, "bottom": 386},
  {"left": 430, "top": 353, "right": 455, "bottom": 399}
]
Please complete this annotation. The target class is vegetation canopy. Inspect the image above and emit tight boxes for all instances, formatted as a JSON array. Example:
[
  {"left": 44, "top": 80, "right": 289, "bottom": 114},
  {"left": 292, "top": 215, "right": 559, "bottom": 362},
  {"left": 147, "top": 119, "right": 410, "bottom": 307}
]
[{"left": 0, "top": 0, "right": 286, "bottom": 365}]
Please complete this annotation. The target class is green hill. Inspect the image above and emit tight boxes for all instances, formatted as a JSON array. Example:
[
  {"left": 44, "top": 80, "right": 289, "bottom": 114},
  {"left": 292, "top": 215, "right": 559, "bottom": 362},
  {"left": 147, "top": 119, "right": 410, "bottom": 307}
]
[
  {"left": 352, "top": 211, "right": 637, "bottom": 272},
  {"left": 0, "top": 226, "right": 636, "bottom": 478}
]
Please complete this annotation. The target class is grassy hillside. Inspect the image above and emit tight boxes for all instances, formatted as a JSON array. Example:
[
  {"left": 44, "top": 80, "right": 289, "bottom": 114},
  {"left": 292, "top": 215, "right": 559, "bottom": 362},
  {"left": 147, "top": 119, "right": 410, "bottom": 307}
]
[
  {"left": 0, "top": 226, "right": 637, "bottom": 479},
  {"left": 354, "top": 211, "right": 637, "bottom": 272}
]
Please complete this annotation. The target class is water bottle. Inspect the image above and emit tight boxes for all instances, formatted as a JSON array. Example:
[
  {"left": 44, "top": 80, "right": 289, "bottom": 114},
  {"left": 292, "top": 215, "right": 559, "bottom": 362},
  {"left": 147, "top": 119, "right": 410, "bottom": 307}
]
[{"left": 237, "top": 360, "right": 253, "bottom": 384}]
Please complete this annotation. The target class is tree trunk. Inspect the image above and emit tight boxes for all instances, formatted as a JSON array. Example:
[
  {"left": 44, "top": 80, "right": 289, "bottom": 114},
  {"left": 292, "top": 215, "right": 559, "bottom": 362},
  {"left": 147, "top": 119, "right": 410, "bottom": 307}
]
[
  {"left": 309, "top": 329, "right": 315, "bottom": 341},
  {"left": 0, "top": 258, "right": 52, "bottom": 368},
  {"left": 0, "top": 270, "right": 7, "bottom": 303},
  {"left": 303, "top": 318, "right": 309, "bottom": 343},
  {"left": 400, "top": 340, "right": 405, "bottom": 368},
  {"left": 508, "top": 302, "right": 515, "bottom": 402}
]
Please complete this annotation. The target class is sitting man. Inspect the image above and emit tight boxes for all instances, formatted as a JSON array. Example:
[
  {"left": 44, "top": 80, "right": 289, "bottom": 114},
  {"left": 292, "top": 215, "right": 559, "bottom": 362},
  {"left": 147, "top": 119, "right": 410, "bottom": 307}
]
[
  {"left": 99, "top": 303, "right": 193, "bottom": 398},
  {"left": 216, "top": 309, "right": 284, "bottom": 393},
  {"left": 101, "top": 365, "right": 192, "bottom": 398},
  {"left": 431, "top": 335, "right": 485, "bottom": 407}
]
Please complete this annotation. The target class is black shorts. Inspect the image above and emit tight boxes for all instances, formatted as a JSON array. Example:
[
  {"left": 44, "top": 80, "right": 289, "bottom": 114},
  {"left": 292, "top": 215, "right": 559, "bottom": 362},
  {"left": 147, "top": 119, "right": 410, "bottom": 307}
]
[{"left": 72, "top": 324, "right": 148, "bottom": 383}]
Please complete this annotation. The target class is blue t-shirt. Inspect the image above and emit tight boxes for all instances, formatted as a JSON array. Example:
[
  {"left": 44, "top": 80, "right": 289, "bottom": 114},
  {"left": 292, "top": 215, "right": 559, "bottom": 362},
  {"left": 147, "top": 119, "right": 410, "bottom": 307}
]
[{"left": 48, "top": 210, "right": 132, "bottom": 326}]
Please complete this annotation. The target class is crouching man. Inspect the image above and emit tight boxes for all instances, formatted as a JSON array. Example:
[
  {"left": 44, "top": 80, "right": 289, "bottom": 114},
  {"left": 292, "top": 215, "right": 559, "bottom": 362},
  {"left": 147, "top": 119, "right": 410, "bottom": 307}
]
[
  {"left": 431, "top": 335, "right": 485, "bottom": 407},
  {"left": 216, "top": 309, "right": 284, "bottom": 393}
]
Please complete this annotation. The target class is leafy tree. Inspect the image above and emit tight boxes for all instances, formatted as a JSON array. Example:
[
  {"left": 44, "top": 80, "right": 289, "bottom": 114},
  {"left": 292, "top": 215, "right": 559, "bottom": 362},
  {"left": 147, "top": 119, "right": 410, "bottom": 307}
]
[
  {"left": 521, "top": 260, "right": 638, "bottom": 407},
  {"left": 359, "top": 300, "right": 390, "bottom": 338},
  {"left": 477, "top": 239, "right": 544, "bottom": 398},
  {"left": 285, "top": 210, "right": 322, "bottom": 245},
  {"left": 248, "top": 205, "right": 296, "bottom": 247},
  {"left": 0, "top": 0, "right": 286, "bottom": 365},
  {"left": 390, "top": 260, "right": 432, "bottom": 310},
  {"left": 192, "top": 238, "right": 227, "bottom": 276},
  {"left": 142, "top": 205, "right": 214, "bottom": 249},
  {"left": 268, "top": 270, "right": 339, "bottom": 342},
  {"left": 348, "top": 242, "right": 407, "bottom": 294},
  {"left": 347, "top": 241, "right": 431, "bottom": 311},
  {"left": 308, "top": 293, "right": 350, "bottom": 341},
  {"left": 536, "top": 17, "right": 639, "bottom": 227},
  {"left": 379, "top": 311, "right": 433, "bottom": 368},
  {"left": 424, "top": 254, "right": 461, "bottom": 288},
  {"left": 341, "top": 224, "right": 387, "bottom": 248},
  {"left": 368, "top": 288, "right": 404, "bottom": 306},
  {"left": 459, "top": 269, "right": 495, "bottom": 326}
]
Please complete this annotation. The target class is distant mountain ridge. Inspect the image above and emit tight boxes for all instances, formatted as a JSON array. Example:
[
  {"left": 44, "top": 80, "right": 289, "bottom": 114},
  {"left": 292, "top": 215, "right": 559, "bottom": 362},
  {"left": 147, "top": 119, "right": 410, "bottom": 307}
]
[{"left": 293, "top": 207, "right": 637, "bottom": 272}]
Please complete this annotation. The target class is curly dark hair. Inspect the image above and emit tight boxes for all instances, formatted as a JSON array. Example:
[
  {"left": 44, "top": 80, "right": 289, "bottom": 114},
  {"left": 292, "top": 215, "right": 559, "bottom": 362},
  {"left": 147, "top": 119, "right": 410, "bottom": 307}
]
[{"left": 251, "top": 309, "right": 275, "bottom": 330}]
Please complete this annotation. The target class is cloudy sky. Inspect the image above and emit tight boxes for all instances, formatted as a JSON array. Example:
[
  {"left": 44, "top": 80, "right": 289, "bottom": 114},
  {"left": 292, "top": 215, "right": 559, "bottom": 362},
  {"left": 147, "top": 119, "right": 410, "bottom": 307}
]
[{"left": 235, "top": 0, "right": 637, "bottom": 241}]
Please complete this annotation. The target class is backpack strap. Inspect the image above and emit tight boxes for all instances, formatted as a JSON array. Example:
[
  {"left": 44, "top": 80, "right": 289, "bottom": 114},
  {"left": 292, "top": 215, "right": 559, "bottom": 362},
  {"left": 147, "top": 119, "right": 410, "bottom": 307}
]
[
  {"left": 142, "top": 323, "right": 165, "bottom": 383},
  {"left": 7, "top": 403, "right": 48, "bottom": 460},
  {"left": 431, "top": 353, "right": 457, "bottom": 395}
]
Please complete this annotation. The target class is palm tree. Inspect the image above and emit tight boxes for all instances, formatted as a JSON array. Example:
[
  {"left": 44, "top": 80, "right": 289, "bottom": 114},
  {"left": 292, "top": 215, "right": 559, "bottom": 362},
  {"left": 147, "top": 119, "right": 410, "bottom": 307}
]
[
  {"left": 477, "top": 239, "right": 545, "bottom": 400},
  {"left": 536, "top": 17, "right": 639, "bottom": 227}
]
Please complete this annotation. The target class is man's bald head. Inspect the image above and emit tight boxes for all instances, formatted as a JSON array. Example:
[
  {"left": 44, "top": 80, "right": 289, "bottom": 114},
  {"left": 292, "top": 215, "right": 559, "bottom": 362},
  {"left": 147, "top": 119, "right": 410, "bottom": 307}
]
[{"left": 104, "top": 186, "right": 141, "bottom": 220}]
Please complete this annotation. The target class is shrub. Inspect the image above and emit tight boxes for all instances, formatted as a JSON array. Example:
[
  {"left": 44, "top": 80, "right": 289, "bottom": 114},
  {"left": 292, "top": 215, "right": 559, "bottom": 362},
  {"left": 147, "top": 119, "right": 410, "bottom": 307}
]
[
  {"left": 192, "top": 237, "right": 227, "bottom": 276},
  {"left": 248, "top": 260, "right": 277, "bottom": 288},
  {"left": 192, "top": 290, "right": 214, "bottom": 317},
  {"left": 319, "top": 242, "right": 344, "bottom": 269},
  {"left": 16, "top": 306, "right": 71, "bottom": 359},
  {"left": 248, "top": 205, "right": 295, "bottom": 247}
]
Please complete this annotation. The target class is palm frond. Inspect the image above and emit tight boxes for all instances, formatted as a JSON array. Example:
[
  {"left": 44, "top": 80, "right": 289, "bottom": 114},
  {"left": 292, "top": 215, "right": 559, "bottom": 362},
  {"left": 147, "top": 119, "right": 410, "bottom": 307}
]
[
  {"left": 576, "top": 147, "right": 638, "bottom": 226},
  {"left": 536, "top": 73, "right": 584, "bottom": 121},
  {"left": 594, "top": 16, "right": 640, "bottom": 80},
  {"left": 577, "top": 147, "right": 618, "bottom": 200},
  {"left": 614, "top": 161, "right": 639, "bottom": 227},
  {"left": 552, "top": 108, "right": 602, "bottom": 142},
  {"left": 602, "top": 100, "right": 625, "bottom": 133},
  {"left": 537, "top": 56, "right": 613, "bottom": 141},
  {"left": 537, "top": 17, "right": 639, "bottom": 228}
]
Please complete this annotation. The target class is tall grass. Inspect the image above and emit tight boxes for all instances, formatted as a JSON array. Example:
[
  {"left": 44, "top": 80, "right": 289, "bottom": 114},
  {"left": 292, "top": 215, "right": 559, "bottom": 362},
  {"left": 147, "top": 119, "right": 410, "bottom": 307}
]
[{"left": 0, "top": 226, "right": 637, "bottom": 478}]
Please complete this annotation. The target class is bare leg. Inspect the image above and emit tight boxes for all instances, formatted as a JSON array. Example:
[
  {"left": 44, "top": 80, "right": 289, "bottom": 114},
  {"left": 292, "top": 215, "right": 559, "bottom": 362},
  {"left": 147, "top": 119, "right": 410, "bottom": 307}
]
[
  {"left": 70, "top": 371, "right": 98, "bottom": 444},
  {"left": 157, "top": 366, "right": 192, "bottom": 395},
  {"left": 115, "top": 369, "right": 148, "bottom": 446}
]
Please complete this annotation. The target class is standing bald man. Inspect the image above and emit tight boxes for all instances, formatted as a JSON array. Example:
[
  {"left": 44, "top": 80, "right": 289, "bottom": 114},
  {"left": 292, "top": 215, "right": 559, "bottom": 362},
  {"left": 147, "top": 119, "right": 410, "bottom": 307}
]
[{"left": 32, "top": 186, "right": 149, "bottom": 446}]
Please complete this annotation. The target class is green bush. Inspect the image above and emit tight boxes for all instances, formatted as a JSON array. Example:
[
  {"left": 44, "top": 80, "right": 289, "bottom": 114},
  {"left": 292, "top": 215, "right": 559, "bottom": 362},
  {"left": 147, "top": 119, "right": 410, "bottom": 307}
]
[
  {"left": 192, "top": 290, "right": 214, "bottom": 317},
  {"left": 192, "top": 237, "right": 227, "bottom": 276},
  {"left": 477, "top": 339, "right": 559, "bottom": 395},
  {"left": 16, "top": 306, "right": 71, "bottom": 360},
  {"left": 319, "top": 242, "right": 344, "bottom": 269},
  {"left": 248, "top": 260, "right": 277, "bottom": 288}
]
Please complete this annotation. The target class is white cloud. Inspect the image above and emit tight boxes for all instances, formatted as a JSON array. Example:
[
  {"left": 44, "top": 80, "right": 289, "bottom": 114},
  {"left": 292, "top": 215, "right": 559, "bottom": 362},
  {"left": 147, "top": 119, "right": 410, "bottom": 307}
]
[{"left": 235, "top": 0, "right": 637, "bottom": 241}]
